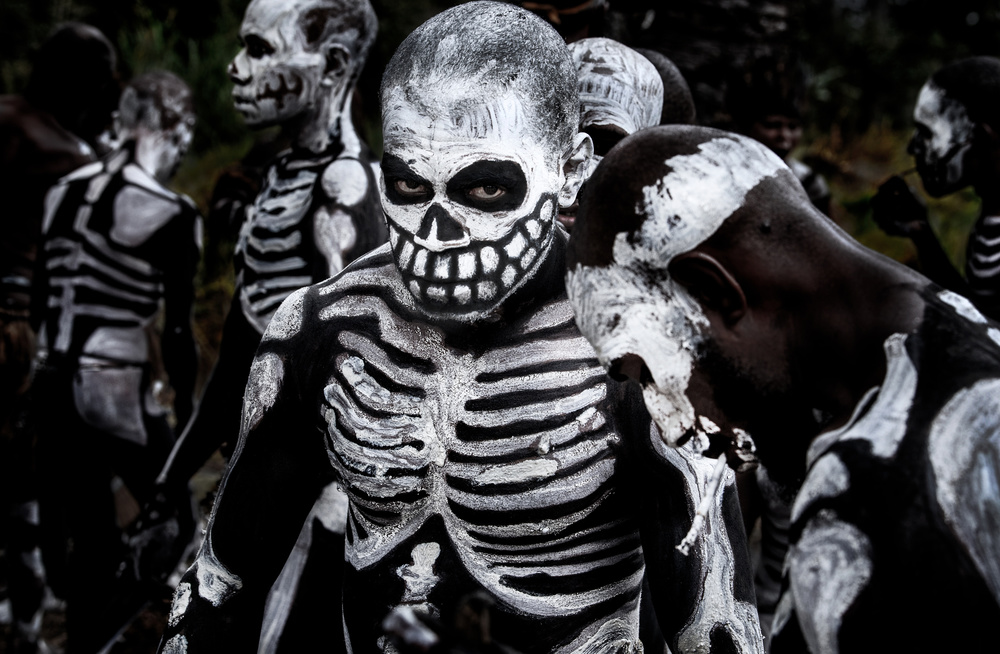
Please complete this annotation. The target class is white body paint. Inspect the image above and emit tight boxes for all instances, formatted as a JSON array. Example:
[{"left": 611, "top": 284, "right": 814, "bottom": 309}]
[
  {"left": 650, "top": 431, "right": 764, "bottom": 653},
  {"left": 912, "top": 81, "right": 976, "bottom": 191},
  {"left": 569, "top": 37, "right": 663, "bottom": 135},
  {"left": 928, "top": 378, "right": 1000, "bottom": 605},
  {"left": 567, "top": 135, "right": 786, "bottom": 447},
  {"left": 787, "top": 510, "right": 873, "bottom": 654}
]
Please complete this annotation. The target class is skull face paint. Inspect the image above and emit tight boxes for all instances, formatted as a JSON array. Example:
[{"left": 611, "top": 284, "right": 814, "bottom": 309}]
[
  {"left": 381, "top": 92, "right": 564, "bottom": 320},
  {"left": 909, "top": 81, "right": 976, "bottom": 197},
  {"left": 229, "top": 0, "right": 330, "bottom": 128},
  {"left": 567, "top": 133, "right": 785, "bottom": 450}
]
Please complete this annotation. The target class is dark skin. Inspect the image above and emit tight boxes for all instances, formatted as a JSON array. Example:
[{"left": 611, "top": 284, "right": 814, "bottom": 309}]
[
  {"left": 570, "top": 126, "right": 928, "bottom": 486},
  {"left": 872, "top": 89, "right": 1000, "bottom": 317}
]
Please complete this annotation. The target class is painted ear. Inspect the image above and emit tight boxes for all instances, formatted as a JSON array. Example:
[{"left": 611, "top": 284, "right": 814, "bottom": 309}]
[
  {"left": 558, "top": 132, "right": 594, "bottom": 209},
  {"left": 668, "top": 252, "right": 747, "bottom": 327},
  {"left": 324, "top": 43, "right": 351, "bottom": 79}
]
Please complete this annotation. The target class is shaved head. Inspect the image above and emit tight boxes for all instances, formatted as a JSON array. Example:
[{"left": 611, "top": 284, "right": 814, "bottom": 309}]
[
  {"left": 567, "top": 125, "right": 800, "bottom": 450},
  {"left": 380, "top": 1, "right": 580, "bottom": 160}
]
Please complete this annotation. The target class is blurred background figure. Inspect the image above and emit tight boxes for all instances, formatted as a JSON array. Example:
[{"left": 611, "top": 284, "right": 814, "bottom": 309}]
[
  {"left": 517, "top": 0, "right": 609, "bottom": 43},
  {"left": 727, "top": 54, "right": 831, "bottom": 216},
  {"left": 872, "top": 56, "right": 1000, "bottom": 322},
  {"left": 0, "top": 22, "right": 119, "bottom": 654},
  {"left": 30, "top": 70, "right": 200, "bottom": 654},
  {"left": 149, "top": 1, "right": 385, "bottom": 651}
]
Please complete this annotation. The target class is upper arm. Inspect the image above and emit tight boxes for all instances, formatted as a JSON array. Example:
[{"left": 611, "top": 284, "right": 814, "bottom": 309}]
[
  {"left": 633, "top": 420, "right": 763, "bottom": 653},
  {"left": 162, "top": 288, "right": 334, "bottom": 651},
  {"left": 928, "top": 378, "right": 1000, "bottom": 605},
  {"left": 313, "top": 158, "right": 373, "bottom": 278}
]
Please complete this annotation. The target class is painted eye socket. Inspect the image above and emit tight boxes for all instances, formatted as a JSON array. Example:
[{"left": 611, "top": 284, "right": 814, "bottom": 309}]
[
  {"left": 466, "top": 185, "right": 506, "bottom": 202},
  {"left": 394, "top": 179, "right": 431, "bottom": 199},
  {"left": 244, "top": 35, "right": 275, "bottom": 59}
]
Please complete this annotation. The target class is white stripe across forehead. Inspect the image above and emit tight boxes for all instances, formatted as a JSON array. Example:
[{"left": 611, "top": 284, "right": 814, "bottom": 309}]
[{"left": 619, "top": 135, "right": 786, "bottom": 268}]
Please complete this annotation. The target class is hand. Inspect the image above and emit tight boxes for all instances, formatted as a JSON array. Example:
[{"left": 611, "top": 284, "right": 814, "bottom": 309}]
[
  {"left": 120, "top": 483, "right": 196, "bottom": 586},
  {"left": 871, "top": 175, "right": 929, "bottom": 237}
]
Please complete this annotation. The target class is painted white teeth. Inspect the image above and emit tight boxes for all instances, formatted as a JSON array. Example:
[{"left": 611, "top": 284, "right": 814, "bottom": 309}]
[
  {"left": 413, "top": 249, "right": 428, "bottom": 277},
  {"left": 408, "top": 280, "right": 423, "bottom": 299},
  {"left": 525, "top": 219, "right": 541, "bottom": 240},
  {"left": 505, "top": 232, "right": 526, "bottom": 258},
  {"left": 398, "top": 241, "right": 415, "bottom": 270},
  {"left": 541, "top": 199, "right": 553, "bottom": 221},
  {"left": 521, "top": 248, "right": 537, "bottom": 270},
  {"left": 457, "top": 252, "right": 476, "bottom": 280},
  {"left": 501, "top": 265, "right": 517, "bottom": 287},
  {"left": 453, "top": 285, "right": 471, "bottom": 304},
  {"left": 426, "top": 285, "right": 447, "bottom": 302},
  {"left": 480, "top": 247, "right": 499, "bottom": 274},
  {"left": 434, "top": 253, "right": 451, "bottom": 279},
  {"left": 477, "top": 281, "right": 497, "bottom": 301}
]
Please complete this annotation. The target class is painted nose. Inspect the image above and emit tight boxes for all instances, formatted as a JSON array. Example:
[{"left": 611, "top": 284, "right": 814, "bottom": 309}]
[
  {"left": 414, "top": 204, "right": 470, "bottom": 251},
  {"left": 228, "top": 52, "right": 250, "bottom": 85}
]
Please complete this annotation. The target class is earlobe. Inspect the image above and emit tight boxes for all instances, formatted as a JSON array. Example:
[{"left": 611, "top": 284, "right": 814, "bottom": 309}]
[
  {"left": 558, "top": 132, "right": 594, "bottom": 209},
  {"left": 669, "top": 252, "right": 747, "bottom": 327}
]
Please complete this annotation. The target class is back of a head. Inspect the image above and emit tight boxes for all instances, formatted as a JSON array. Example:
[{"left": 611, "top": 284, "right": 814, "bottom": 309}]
[
  {"left": 931, "top": 56, "right": 1000, "bottom": 130},
  {"left": 380, "top": 1, "right": 579, "bottom": 156},
  {"left": 298, "top": 0, "right": 378, "bottom": 78},
  {"left": 570, "top": 125, "right": 798, "bottom": 271},
  {"left": 24, "top": 22, "right": 119, "bottom": 140},
  {"left": 569, "top": 38, "right": 663, "bottom": 136},
  {"left": 633, "top": 48, "right": 696, "bottom": 126},
  {"left": 119, "top": 71, "right": 194, "bottom": 135}
]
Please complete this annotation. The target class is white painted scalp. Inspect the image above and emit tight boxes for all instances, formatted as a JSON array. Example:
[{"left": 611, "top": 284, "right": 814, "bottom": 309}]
[
  {"left": 569, "top": 38, "right": 663, "bottom": 135},
  {"left": 568, "top": 135, "right": 785, "bottom": 447}
]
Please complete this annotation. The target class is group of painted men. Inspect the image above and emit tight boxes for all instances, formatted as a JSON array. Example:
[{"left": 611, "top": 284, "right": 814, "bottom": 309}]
[{"left": 2, "top": 1, "right": 999, "bottom": 654}]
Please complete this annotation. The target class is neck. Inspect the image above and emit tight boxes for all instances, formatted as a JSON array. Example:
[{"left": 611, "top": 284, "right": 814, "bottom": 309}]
[
  {"left": 286, "top": 84, "right": 353, "bottom": 154},
  {"left": 129, "top": 134, "right": 167, "bottom": 184},
  {"left": 793, "top": 236, "right": 927, "bottom": 429}
]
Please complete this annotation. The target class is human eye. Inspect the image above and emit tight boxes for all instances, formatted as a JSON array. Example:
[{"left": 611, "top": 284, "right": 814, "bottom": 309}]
[
  {"left": 466, "top": 184, "right": 506, "bottom": 202},
  {"left": 393, "top": 179, "right": 431, "bottom": 199}
]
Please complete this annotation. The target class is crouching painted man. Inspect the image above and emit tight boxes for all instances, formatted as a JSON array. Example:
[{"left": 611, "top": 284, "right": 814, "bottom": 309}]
[
  {"left": 565, "top": 124, "right": 1000, "bottom": 653},
  {"left": 159, "top": 4, "right": 761, "bottom": 653}
]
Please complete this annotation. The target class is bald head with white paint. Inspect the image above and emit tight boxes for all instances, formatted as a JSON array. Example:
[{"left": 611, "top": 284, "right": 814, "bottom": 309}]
[
  {"left": 379, "top": 1, "right": 592, "bottom": 322},
  {"left": 229, "top": 0, "right": 376, "bottom": 149},
  {"left": 566, "top": 126, "right": 791, "bottom": 451},
  {"left": 569, "top": 38, "right": 663, "bottom": 157}
]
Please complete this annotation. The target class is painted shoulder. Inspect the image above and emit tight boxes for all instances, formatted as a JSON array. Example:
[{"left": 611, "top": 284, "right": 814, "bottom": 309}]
[{"left": 320, "top": 156, "right": 372, "bottom": 209}]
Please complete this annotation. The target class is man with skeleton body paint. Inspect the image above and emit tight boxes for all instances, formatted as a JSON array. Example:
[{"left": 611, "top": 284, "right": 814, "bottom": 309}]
[
  {"left": 566, "top": 125, "right": 1000, "bottom": 653},
  {"left": 147, "top": 2, "right": 386, "bottom": 651},
  {"left": 873, "top": 56, "right": 1000, "bottom": 322},
  {"left": 30, "top": 70, "right": 200, "bottom": 653},
  {"left": 160, "top": 4, "right": 761, "bottom": 653},
  {"left": 157, "top": 0, "right": 385, "bottom": 487}
]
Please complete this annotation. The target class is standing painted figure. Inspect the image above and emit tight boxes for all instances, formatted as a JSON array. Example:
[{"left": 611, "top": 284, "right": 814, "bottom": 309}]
[
  {"left": 160, "top": 4, "right": 761, "bottom": 654},
  {"left": 566, "top": 125, "right": 1000, "bottom": 653},
  {"left": 31, "top": 71, "right": 200, "bottom": 653},
  {"left": 873, "top": 56, "right": 1000, "bottom": 321},
  {"left": 149, "top": 0, "right": 384, "bottom": 651}
]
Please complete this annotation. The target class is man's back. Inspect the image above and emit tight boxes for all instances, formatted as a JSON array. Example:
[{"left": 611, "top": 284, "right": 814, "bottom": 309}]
[{"left": 773, "top": 289, "right": 1000, "bottom": 653}]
